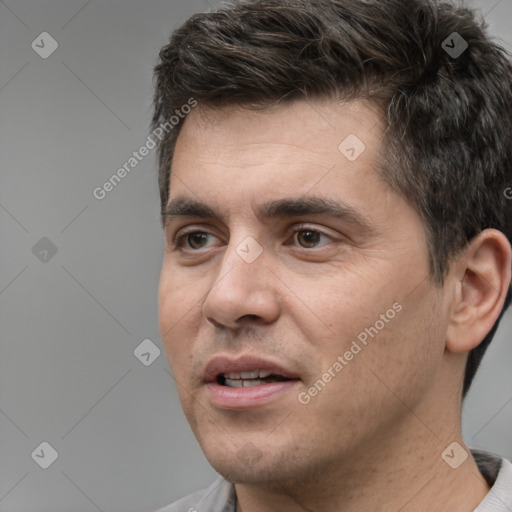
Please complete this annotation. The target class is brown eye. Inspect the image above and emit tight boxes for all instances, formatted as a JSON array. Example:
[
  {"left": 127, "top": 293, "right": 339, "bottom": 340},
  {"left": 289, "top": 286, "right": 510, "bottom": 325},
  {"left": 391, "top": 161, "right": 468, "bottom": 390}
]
[
  {"left": 296, "top": 230, "right": 322, "bottom": 248},
  {"left": 175, "top": 231, "right": 214, "bottom": 250},
  {"left": 187, "top": 232, "right": 209, "bottom": 249}
]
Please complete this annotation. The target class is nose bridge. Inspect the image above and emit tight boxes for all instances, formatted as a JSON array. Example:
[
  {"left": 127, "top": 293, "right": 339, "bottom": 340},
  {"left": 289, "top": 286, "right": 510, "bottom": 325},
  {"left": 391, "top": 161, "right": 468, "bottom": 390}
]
[
  {"left": 212, "top": 233, "right": 266, "bottom": 299},
  {"left": 202, "top": 234, "right": 279, "bottom": 327}
]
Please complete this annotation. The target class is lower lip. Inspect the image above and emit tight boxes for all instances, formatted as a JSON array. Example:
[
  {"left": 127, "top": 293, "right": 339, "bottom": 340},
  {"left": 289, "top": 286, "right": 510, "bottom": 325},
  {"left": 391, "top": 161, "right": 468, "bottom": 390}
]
[{"left": 206, "top": 380, "right": 300, "bottom": 409}]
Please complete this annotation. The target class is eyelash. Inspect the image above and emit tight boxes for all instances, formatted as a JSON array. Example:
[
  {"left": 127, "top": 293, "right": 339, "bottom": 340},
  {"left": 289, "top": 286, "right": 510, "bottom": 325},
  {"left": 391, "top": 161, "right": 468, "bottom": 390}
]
[{"left": 172, "top": 225, "right": 335, "bottom": 251}]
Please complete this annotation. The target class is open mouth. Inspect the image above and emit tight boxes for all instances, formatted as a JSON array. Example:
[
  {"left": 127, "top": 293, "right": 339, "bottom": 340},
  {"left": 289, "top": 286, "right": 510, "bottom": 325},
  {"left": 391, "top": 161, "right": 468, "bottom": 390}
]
[
  {"left": 205, "top": 357, "right": 301, "bottom": 408},
  {"left": 217, "top": 370, "right": 294, "bottom": 388}
]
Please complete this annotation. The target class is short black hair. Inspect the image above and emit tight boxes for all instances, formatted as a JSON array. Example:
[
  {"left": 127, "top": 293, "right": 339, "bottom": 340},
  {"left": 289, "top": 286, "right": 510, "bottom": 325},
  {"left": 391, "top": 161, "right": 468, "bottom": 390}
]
[{"left": 153, "top": 0, "right": 512, "bottom": 397}]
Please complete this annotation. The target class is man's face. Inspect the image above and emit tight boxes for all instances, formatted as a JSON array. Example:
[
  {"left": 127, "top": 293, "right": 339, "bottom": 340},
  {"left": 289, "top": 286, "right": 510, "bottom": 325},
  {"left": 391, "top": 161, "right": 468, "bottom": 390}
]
[{"left": 159, "top": 99, "right": 450, "bottom": 485}]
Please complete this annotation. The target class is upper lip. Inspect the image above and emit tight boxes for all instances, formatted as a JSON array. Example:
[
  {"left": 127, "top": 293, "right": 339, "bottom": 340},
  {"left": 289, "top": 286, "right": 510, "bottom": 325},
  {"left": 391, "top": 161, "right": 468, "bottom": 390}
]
[{"left": 203, "top": 354, "right": 301, "bottom": 383}]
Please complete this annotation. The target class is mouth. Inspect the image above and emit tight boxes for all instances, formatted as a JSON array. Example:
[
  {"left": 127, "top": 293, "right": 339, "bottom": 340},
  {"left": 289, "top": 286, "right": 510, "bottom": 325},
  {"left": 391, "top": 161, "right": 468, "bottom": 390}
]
[
  {"left": 217, "top": 370, "right": 295, "bottom": 388},
  {"left": 204, "top": 355, "right": 301, "bottom": 385},
  {"left": 204, "top": 355, "right": 301, "bottom": 409}
]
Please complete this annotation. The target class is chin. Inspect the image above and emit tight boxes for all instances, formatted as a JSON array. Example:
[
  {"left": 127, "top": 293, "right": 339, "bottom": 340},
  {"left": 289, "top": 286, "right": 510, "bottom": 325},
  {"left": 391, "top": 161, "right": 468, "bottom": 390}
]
[
  {"left": 199, "top": 441, "right": 274, "bottom": 481},
  {"left": 203, "top": 442, "right": 313, "bottom": 489}
]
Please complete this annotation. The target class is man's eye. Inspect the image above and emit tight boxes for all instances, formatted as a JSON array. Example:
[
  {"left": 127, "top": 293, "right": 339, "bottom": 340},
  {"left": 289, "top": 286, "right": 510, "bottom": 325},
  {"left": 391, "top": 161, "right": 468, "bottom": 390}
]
[
  {"left": 173, "top": 227, "right": 334, "bottom": 251},
  {"left": 176, "top": 231, "right": 218, "bottom": 250},
  {"left": 293, "top": 229, "right": 333, "bottom": 249}
]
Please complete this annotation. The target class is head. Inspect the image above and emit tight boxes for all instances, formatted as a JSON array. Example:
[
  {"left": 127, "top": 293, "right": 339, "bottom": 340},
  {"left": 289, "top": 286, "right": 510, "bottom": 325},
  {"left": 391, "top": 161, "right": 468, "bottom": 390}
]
[{"left": 154, "top": 0, "right": 512, "bottom": 486}]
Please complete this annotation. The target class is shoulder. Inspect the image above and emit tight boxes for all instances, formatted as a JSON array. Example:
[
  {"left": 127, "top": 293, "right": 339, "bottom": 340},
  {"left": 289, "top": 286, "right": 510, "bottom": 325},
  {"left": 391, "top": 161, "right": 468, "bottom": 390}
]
[
  {"left": 473, "top": 449, "right": 512, "bottom": 512},
  {"left": 152, "top": 476, "right": 236, "bottom": 512}
]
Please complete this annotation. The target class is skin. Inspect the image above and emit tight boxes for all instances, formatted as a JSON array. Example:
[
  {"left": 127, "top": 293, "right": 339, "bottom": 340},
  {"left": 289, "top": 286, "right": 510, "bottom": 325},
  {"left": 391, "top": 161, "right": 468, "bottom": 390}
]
[{"left": 158, "top": 98, "right": 511, "bottom": 512}]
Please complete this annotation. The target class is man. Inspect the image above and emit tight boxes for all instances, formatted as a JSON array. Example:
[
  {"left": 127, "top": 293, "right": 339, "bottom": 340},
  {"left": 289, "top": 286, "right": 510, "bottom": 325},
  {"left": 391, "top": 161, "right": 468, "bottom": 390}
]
[{"left": 152, "top": 0, "right": 512, "bottom": 510}]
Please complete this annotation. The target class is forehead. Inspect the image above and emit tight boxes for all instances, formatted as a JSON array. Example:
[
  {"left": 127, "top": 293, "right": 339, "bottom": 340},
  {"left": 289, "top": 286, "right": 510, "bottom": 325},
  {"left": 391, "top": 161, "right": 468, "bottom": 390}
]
[
  {"left": 165, "top": 98, "right": 413, "bottom": 234},
  {"left": 174, "top": 98, "right": 383, "bottom": 156},
  {"left": 170, "top": 98, "right": 385, "bottom": 191}
]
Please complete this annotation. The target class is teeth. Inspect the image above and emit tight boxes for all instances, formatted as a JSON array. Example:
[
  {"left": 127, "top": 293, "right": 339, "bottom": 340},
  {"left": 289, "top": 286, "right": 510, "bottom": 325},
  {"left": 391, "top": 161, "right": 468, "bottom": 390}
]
[
  {"left": 224, "top": 370, "right": 274, "bottom": 380},
  {"left": 224, "top": 378, "right": 268, "bottom": 388},
  {"left": 225, "top": 372, "right": 242, "bottom": 380},
  {"left": 243, "top": 379, "right": 265, "bottom": 387},
  {"left": 241, "top": 371, "right": 259, "bottom": 379},
  {"left": 224, "top": 378, "right": 244, "bottom": 388}
]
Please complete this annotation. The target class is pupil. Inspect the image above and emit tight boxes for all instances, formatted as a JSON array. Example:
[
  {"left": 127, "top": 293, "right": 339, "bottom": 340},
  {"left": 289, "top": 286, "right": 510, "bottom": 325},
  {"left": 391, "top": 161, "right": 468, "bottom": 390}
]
[
  {"left": 189, "top": 233, "right": 207, "bottom": 249},
  {"left": 299, "top": 230, "right": 319, "bottom": 248}
]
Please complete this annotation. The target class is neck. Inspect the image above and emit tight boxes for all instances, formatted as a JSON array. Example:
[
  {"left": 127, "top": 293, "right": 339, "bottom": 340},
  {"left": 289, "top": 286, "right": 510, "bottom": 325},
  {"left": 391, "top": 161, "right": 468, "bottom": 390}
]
[{"left": 234, "top": 413, "right": 489, "bottom": 512}]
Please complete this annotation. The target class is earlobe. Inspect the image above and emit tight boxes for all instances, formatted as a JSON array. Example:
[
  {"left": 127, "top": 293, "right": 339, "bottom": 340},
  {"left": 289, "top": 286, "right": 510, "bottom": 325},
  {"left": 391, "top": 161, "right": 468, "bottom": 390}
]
[{"left": 446, "top": 229, "right": 512, "bottom": 354}]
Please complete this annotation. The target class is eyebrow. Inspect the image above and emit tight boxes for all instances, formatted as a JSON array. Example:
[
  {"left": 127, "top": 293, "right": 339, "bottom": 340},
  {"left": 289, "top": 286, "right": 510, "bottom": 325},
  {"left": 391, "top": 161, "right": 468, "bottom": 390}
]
[{"left": 162, "top": 196, "right": 376, "bottom": 233}]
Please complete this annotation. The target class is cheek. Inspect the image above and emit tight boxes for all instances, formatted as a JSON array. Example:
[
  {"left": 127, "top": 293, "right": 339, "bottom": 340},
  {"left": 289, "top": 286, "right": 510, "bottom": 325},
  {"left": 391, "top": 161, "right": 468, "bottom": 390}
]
[
  {"left": 295, "top": 266, "right": 442, "bottom": 384},
  {"left": 358, "top": 286, "right": 447, "bottom": 403},
  {"left": 282, "top": 267, "right": 397, "bottom": 353},
  {"left": 159, "top": 261, "right": 200, "bottom": 326},
  {"left": 158, "top": 266, "right": 199, "bottom": 367},
  {"left": 309, "top": 298, "right": 444, "bottom": 441}
]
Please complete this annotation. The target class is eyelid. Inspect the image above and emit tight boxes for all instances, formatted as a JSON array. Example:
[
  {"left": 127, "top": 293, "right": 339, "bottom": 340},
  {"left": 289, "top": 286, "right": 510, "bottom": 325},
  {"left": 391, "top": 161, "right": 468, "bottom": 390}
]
[{"left": 290, "top": 223, "right": 337, "bottom": 241}]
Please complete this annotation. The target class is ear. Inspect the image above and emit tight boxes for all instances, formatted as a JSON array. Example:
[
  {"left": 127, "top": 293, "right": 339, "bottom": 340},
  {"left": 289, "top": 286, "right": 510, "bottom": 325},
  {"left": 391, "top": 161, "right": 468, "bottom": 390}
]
[{"left": 446, "top": 229, "right": 512, "bottom": 354}]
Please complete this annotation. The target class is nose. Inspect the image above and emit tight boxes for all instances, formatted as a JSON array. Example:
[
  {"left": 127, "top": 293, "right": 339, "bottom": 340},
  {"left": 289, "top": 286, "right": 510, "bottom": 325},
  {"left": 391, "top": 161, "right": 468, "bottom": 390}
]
[{"left": 202, "top": 241, "right": 280, "bottom": 329}]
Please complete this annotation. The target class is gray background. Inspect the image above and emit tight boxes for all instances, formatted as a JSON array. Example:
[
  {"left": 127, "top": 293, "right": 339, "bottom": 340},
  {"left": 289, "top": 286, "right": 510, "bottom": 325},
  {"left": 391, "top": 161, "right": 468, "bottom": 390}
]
[{"left": 0, "top": 1, "right": 510, "bottom": 511}]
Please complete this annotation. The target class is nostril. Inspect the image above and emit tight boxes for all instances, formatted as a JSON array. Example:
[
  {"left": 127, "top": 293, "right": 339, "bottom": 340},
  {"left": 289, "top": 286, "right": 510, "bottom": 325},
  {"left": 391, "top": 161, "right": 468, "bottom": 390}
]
[
  {"left": 240, "top": 314, "right": 260, "bottom": 322},
  {"left": 205, "top": 317, "right": 224, "bottom": 329}
]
